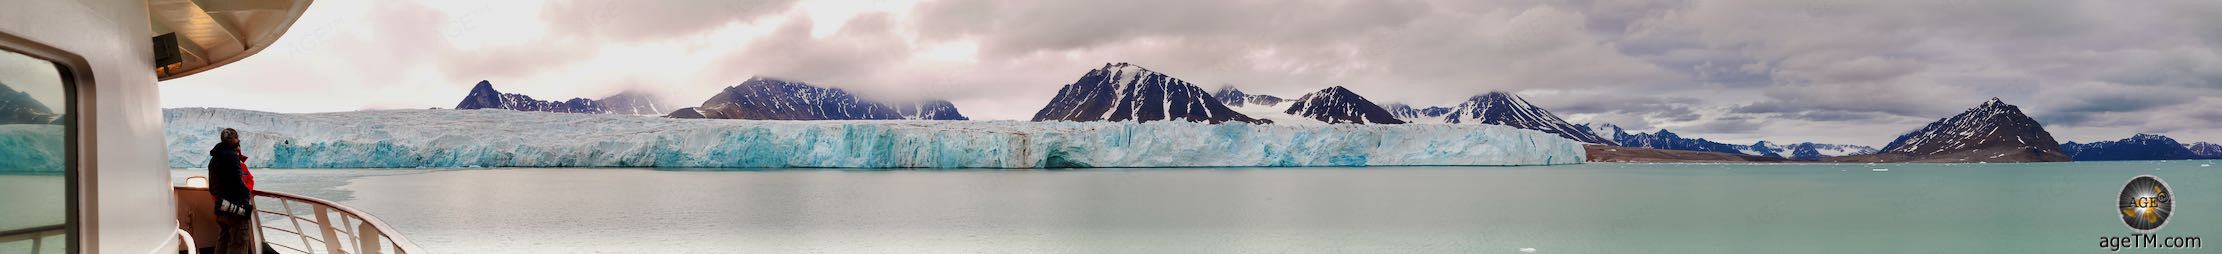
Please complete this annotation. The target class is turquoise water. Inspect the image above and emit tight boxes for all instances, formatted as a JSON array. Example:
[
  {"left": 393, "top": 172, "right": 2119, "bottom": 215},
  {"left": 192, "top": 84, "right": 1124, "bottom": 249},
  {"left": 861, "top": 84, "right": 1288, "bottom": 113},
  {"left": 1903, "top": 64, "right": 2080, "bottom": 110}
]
[{"left": 175, "top": 161, "right": 2220, "bottom": 253}]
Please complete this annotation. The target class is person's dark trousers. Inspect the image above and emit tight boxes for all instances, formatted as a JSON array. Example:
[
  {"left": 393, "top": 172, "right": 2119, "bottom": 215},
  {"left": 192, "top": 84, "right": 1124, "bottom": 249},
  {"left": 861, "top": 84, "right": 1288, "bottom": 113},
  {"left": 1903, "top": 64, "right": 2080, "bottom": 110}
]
[{"left": 212, "top": 203, "right": 259, "bottom": 254}]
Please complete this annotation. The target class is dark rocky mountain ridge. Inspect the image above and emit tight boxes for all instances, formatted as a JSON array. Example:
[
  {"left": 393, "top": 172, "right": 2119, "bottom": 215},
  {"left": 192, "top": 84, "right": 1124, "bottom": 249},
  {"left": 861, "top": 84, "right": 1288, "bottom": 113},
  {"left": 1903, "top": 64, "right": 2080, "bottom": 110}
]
[
  {"left": 453, "top": 80, "right": 674, "bottom": 115},
  {"left": 1828, "top": 98, "right": 2069, "bottom": 163},
  {"left": 1281, "top": 86, "right": 1404, "bottom": 124},
  {"left": 2062, "top": 134, "right": 2206, "bottom": 161},
  {"left": 669, "top": 77, "right": 968, "bottom": 120},
  {"left": 1443, "top": 91, "right": 1616, "bottom": 145},
  {"left": 0, "top": 82, "right": 57, "bottom": 124},
  {"left": 1031, "top": 63, "right": 1266, "bottom": 124}
]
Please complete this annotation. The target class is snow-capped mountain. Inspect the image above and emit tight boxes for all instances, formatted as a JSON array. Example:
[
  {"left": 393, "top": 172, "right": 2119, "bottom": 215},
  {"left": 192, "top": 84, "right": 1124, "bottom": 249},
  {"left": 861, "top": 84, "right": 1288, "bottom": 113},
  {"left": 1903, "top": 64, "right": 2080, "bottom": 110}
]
[
  {"left": 1587, "top": 123, "right": 1873, "bottom": 160},
  {"left": 2189, "top": 142, "right": 2222, "bottom": 158},
  {"left": 595, "top": 91, "right": 676, "bottom": 115},
  {"left": 1735, "top": 141, "right": 1786, "bottom": 158},
  {"left": 672, "top": 77, "right": 968, "bottom": 120},
  {"left": 1840, "top": 98, "right": 2069, "bottom": 162},
  {"left": 1444, "top": 91, "right": 1616, "bottom": 145},
  {"left": 1212, "top": 86, "right": 1286, "bottom": 108},
  {"left": 1280, "top": 86, "right": 1405, "bottom": 124},
  {"left": 1611, "top": 129, "right": 1740, "bottom": 154},
  {"left": 1383, "top": 103, "right": 1452, "bottom": 123},
  {"left": 0, "top": 82, "right": 57, "bottom": 124},
  {"left": 890, "top": 100, "right": 969, "bottom": 121},
  {"left": 2062, "top": 134, "right": 2203, "bottom": 161},
  {"left": 1032, "top": 63, "right": 1266, "bottom": 124},
  {"left": 1781, "top": 142, "right": 1878, "bottom": 160},
  {"left": 454, "top": 80, "right": 610, "bottom": 113}
]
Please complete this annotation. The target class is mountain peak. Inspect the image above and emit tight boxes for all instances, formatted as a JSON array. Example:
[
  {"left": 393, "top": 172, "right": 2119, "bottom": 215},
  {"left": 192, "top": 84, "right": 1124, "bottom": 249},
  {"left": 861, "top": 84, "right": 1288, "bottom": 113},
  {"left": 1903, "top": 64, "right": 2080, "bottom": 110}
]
[
  {"left": 1862, "top": 97, "right": 2069, "bottom": 162},
  {"left": 1443, "top": 91, "right": 1617, "bottom": 145},
  {"left": 1283, "top": 86, "right": 1403, "bottom": 124},
  {"left": 1034, "top": 64, "right": 1266, "bottom": 124},
  {"left": 1472, "top": 91, "right": 1515, "bottom": 101},
  {"left": 2130, "top": 133, "right": 2171, "bottom": 141},
  {"left": 1212, "top": 85, "right": 1283, "bottom": 108},
  {"left": 454, "top": 80, "right": 610, "bottom": 114},
  {"left": 688, "top": 78, "right": 966, "bottom": 120}
]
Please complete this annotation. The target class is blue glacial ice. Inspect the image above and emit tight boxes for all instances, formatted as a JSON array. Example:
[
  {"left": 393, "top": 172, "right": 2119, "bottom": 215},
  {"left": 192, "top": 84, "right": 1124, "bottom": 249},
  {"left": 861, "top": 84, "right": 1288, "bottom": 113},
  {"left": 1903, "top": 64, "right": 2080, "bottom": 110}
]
[
  {"left": 164, "top": 108, "right": 1586, "bottom": 168},
  {"left": 0, "top": 124, "right": 64, "bottom": 172}
]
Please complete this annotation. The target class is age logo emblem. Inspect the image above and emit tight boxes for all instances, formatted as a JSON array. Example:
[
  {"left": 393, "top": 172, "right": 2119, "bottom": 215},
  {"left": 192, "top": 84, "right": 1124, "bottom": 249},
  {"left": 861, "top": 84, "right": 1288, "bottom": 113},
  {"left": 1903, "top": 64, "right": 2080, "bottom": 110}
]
[{"left": 2117, "top": 175, "right": 2173, "bottom": 232}]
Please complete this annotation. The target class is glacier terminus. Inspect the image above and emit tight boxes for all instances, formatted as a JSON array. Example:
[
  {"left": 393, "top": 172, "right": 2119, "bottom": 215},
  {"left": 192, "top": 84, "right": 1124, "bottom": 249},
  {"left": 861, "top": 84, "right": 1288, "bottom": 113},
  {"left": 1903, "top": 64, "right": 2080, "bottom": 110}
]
[{"left": 164, "top": 108, "right": 1586, "bottom": 169}]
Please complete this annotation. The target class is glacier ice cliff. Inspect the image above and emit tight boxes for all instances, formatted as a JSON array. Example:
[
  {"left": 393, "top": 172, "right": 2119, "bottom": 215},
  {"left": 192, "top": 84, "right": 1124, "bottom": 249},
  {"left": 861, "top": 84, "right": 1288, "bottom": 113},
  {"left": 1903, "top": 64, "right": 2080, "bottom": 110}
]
[
  {"left": 0, "top": 124, "right": 64, "bottom": 172},
  {"left": 165, "top": 108, "right": 1586, "bottom": 168}
]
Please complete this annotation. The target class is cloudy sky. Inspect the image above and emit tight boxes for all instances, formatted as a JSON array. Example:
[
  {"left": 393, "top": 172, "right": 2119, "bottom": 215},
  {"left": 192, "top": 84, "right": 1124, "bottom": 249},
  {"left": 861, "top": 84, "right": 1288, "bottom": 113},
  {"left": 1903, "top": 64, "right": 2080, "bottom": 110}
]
[{"left": 161, "top": 0, "right": 2222, "bottom": 146}]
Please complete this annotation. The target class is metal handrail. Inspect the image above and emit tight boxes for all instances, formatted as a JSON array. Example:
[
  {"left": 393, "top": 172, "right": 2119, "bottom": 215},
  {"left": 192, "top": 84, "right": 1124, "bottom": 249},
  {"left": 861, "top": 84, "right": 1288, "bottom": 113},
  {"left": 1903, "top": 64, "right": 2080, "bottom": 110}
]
[
  {"left": 0, "top": 224, "right": 65, "bottom": 252},
  {"left": 250, "top": 189, "right": 426, "bottom": 254},
  {"left": 176, "top": 185, "right": 424, "bottom": 254}
]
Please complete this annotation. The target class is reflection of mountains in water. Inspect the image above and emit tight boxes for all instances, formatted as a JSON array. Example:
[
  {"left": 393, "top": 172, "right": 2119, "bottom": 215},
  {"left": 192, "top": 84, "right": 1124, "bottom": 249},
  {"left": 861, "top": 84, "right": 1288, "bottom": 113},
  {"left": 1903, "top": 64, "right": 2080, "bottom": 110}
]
[{"left": 0, "top": 82, "right": 59, "bottom": 124}]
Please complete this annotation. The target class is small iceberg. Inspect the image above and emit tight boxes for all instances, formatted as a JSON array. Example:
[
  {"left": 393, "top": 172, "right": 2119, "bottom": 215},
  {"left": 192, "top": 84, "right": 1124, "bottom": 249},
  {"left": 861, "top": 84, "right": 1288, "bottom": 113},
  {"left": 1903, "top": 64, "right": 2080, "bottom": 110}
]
[
  {"left": 1871, "top": 168, "right": 1889, "bottom": 172},
  {"left": 1519, "top": 247, "right": 1537, "bottom": 253},
  {"left": 2202, "top": 164, "right": 2211, "bottom": 167}
]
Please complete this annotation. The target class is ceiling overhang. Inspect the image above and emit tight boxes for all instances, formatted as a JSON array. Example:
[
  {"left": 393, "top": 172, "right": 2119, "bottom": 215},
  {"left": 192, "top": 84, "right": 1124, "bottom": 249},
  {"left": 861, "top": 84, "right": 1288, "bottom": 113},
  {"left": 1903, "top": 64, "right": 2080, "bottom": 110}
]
[{"left": 148, "top": 0, "right": 313, "bottom": 81}]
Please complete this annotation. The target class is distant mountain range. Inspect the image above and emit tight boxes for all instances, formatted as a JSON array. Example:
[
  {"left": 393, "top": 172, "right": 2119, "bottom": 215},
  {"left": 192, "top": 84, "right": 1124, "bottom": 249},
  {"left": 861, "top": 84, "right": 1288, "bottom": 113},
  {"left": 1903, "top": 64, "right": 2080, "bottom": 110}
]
[
  {"left": 2190, "top": 142, "right": 2222, "bottom": 158},
  {"left": 443, "top": 63, "right": 2216, "bottom": 163},
  {"left": 1213, "top": 86, "right": 1286, "bottom": 108},
  {"left": 454, "top": 80, "right": 676, "bottom": 115},
  {"left": 667, "top": 77, "right": 968, "bottom": 120},
  {"left": 2063, "top": 134, "right": 2217, "bottom": 161},
  {"left": 1383, "top": 104, "right": 1451, "bottom": 123},
  {"left": 1582, "top": 123, "right": 1876, "bottom": 160},
  {"left": 0, "top": 82, "right": 57, "bottom": 125}
]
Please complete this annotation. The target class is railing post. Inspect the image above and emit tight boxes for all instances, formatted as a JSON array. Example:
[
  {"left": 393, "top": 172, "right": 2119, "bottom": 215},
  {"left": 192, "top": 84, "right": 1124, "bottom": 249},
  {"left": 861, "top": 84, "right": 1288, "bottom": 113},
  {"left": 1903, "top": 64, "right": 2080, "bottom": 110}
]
[
  {"left": 281, "top": 200, "right": 317, "bottom": 253},
  {"left": 315, "top": 205, "right": 348, "bottom": 254},
  {"left": 358, "top": 220, "right": 384, "bottom": 254}
]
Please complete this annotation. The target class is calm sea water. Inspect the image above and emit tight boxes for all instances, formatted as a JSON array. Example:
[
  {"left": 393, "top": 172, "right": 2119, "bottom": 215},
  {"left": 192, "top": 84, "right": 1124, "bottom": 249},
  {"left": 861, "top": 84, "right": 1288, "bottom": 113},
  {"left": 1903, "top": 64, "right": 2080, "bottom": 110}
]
[{"left": 174, "top": 161, "right": 2220, "bottom": 253}]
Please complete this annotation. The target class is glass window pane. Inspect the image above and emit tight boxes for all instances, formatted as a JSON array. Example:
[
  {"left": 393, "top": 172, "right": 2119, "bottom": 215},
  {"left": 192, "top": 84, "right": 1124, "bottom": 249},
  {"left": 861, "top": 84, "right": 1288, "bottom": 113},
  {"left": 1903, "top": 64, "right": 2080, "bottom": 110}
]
[{"left": 0, "top": 47, "right": 69, "bottom": 253}]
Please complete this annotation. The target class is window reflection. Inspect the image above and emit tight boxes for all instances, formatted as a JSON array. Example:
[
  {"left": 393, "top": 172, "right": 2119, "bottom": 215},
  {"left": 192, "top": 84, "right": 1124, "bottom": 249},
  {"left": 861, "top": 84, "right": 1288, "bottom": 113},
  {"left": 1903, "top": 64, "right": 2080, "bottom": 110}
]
[{"left": 0, "top": 47, "right": 69, "bottom": 254}]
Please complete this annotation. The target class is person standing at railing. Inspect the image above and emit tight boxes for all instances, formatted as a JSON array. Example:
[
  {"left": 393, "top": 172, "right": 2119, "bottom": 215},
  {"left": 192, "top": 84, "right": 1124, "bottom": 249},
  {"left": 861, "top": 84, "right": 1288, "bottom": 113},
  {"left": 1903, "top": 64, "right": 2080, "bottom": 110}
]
[{"left": 207, "top": 128, "right": 269, "bottom": 254}]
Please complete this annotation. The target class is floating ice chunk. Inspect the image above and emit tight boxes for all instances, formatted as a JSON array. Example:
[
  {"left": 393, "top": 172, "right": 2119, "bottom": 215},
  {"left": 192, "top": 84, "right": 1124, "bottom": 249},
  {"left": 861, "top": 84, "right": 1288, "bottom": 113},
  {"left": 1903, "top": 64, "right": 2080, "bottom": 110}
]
[
  {"left": 164, "top": 108, "right": 1588, "bottom": 169},
  {"left": 1871, "top": 168, "right": 1889, "bottom": 172},
  {"left": 1519, "top": 247, "right": 1537, "bottom": 253}
]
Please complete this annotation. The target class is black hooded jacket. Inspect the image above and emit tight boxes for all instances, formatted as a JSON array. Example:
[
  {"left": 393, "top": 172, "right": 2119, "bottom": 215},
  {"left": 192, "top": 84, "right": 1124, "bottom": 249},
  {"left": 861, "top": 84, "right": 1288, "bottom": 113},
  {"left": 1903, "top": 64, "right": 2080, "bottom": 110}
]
[{"left": 207, "top": 142, "right": 251, "bottom": 205}]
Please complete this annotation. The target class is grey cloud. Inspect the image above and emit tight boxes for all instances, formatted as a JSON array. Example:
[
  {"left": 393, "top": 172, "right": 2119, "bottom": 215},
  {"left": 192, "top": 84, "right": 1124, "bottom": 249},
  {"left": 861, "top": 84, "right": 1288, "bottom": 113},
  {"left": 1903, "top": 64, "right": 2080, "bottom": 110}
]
[
  {"left": 1679, "top": 116, "right": 1761, "bottom": 134},
  {"left": 168, "top": 0, "right": 2222, "bottom": 144},
  {"left": 544, "top": 0, "right": 798, "bottom": 41}
]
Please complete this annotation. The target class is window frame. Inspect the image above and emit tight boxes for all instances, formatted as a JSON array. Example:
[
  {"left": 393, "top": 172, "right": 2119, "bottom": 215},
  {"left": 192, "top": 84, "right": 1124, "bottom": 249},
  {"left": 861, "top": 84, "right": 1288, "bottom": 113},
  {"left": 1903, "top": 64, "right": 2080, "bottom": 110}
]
[{"left": 0, "top": 30, "right": 93, "bottom": 254}]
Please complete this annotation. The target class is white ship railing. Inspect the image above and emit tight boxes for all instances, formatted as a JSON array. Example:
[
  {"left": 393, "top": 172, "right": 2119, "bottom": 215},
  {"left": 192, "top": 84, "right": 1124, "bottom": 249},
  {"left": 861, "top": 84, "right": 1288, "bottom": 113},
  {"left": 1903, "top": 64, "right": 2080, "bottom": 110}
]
[
  {"left": 0, "top": 224, "right": 65, "bottom": 253},
  {"left": 177, "top": 176, "right": 424, "bottom": 254},
  {"left": 250, "top": 189, "right": 425, "bottom": 254}
]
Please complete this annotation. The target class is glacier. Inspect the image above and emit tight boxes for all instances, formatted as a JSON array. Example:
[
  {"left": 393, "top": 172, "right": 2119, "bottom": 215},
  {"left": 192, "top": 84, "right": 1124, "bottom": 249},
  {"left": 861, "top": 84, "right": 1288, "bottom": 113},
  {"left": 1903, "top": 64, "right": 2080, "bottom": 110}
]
[
  {"left": 164, "top": 108, "right": 1586, "bottom": 169},
  {"left": 0, "top": 124, "right": 65, "bottom": 172}
]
